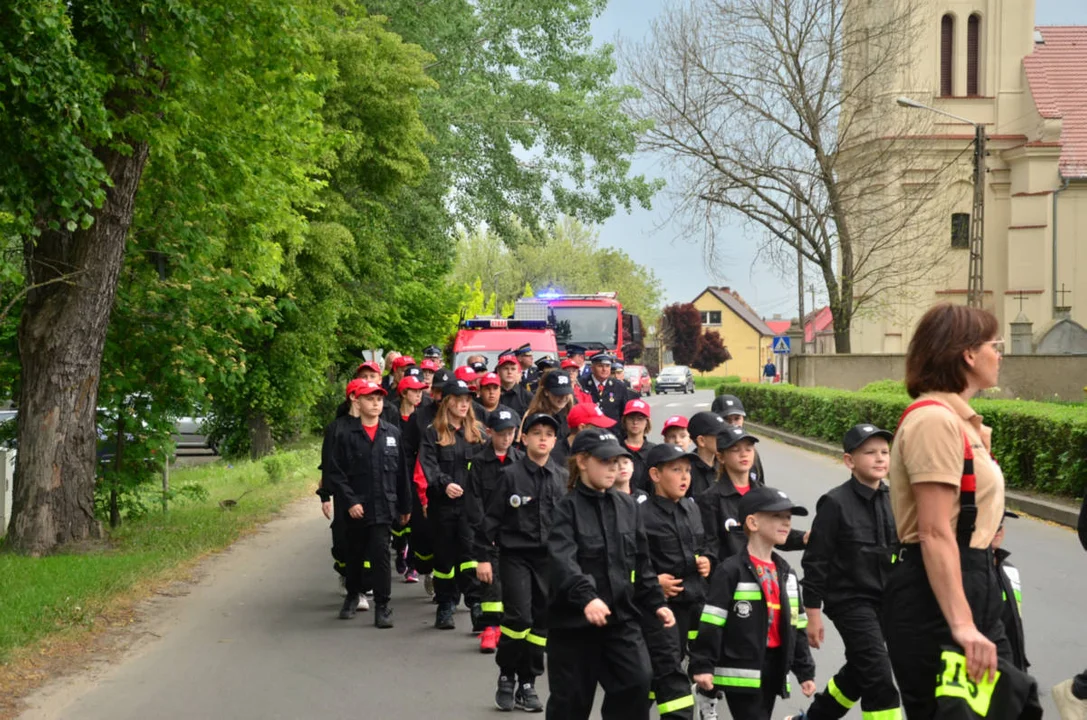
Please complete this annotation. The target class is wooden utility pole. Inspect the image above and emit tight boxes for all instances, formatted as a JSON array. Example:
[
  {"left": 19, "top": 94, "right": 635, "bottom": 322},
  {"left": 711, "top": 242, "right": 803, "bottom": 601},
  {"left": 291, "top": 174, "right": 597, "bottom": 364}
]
[{"left": 967, "top": 126, "right": 987, "bottom": 308}]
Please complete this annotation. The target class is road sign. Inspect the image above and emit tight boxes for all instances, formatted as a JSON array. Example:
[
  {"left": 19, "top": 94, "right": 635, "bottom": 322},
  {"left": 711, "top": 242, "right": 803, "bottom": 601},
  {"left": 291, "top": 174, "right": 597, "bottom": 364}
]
[{"left": 772, "top": 336, "right": 791, "bottom": 354}]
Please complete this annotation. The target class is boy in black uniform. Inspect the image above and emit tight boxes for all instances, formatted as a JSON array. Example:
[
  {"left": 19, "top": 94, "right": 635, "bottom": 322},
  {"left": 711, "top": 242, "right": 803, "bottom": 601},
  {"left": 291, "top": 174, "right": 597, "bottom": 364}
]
[
  {"left": 580, "top": 353, "right": 629, "bottom": 422},
  {"left": 992, "top": 511, "right": 1029, "bottom": 672},
  {"left": 687, "top": 411, "right": 728, "bottom": 498},
  {"left": 642, "top": 444, "right": 716, "bottom": 720},
  {"left": 789, "top": 424, "right": 900, "bottom": 719},
  {"left": 497, "top": 351, "right": 533, "bottom": 417},
  {"left": 323, "top": 379, "right": 412, "bottom": 628},
  {"left": 689, "top": 486, "right": 816, "bottom": 720},
  {"left": 465, "top": 408, "right": 524, "bottom": 654},
  {"left": 477, "top": 413, "right": 566, "bottom": 713}
]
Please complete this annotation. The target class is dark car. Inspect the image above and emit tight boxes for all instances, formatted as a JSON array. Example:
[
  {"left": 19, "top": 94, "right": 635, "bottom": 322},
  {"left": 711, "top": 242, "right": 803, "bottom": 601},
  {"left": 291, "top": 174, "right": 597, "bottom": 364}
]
[{"left": 655, "top": 365, "right": 695, "bottom": 394}]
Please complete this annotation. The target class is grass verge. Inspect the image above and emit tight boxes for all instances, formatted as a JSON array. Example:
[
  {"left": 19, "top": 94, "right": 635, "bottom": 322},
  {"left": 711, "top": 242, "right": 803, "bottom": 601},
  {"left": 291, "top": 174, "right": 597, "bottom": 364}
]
[{"left": 0, "top": 440, "right": 320, "bottom": 667}]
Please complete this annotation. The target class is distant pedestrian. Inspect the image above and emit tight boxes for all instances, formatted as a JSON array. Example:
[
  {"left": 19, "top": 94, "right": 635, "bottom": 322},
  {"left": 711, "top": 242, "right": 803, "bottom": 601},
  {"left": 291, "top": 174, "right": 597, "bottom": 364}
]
[{"left": 763, "top": 360, "right": 776, "bottom": 384}]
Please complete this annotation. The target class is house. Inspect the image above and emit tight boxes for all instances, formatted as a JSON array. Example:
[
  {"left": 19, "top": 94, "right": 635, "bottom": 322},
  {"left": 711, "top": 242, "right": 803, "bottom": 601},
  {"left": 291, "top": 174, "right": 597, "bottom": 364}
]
[
  {"left": 691, "top": 287, "right": 775, "bottom": 380},
  {"left": 804, "top": 306, "right": 835, "bottom": 354},
  {"left": 846, "top": 6, "right": 1087, "bottom": 353}
]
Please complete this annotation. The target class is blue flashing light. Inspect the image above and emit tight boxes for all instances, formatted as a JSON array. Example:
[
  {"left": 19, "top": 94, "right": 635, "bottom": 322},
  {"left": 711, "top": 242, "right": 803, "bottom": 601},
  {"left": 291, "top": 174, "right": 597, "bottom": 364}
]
[{"left": 537, "top": 286, "right": 562, "bottom": 299}]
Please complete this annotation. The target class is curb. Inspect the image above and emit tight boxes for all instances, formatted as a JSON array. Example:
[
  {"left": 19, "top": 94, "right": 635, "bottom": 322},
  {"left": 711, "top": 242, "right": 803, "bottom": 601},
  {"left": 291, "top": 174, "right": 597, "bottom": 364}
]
[{"left": 745, "top": 421, "right": 1081, "bottom": 530}]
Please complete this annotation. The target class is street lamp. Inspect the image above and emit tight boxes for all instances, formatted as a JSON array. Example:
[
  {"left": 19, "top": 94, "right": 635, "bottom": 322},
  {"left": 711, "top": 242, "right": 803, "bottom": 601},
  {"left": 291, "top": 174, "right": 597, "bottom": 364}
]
[{"left": 895, "top": 96, "right": 986, "bottom": 308}]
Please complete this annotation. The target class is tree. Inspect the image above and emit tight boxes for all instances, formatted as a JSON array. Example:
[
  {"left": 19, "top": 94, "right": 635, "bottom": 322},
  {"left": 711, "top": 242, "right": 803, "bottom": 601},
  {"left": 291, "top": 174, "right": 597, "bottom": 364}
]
[
  {"left": 1, "top": 0, "right": 330, "bottom": 553},
  {"left": 660, "top": 303, "right": 702, "bottom": 366},
  {"left": 691, "top": 331, "right": 732, "bottom": 374},
  {"left": 624, "top": 0, "right": 961, "bottom": 352}
]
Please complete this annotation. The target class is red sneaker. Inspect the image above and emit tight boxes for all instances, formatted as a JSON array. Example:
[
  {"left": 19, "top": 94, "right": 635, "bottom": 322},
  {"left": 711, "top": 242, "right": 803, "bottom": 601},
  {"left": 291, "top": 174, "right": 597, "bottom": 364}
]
[{"left": 479, "top": 626, "right": 498, "bottom": 654}]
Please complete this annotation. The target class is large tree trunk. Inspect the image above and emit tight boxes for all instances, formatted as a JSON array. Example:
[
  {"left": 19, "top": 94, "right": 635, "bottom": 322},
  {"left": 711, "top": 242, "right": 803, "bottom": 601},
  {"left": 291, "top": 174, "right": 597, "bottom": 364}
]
[
  {"left": 8, "top": 142, "right": 150, "bottom": 555},
  {"left": 247, "top": 411, "right": 275, "bottom": 460}
]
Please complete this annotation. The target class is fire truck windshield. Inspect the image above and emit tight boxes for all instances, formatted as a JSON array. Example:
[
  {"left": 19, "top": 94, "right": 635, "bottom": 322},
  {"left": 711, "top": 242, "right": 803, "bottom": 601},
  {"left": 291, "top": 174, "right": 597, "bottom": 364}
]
[{"left": 551, "top": 306, "right": 618, "bottom": 349}]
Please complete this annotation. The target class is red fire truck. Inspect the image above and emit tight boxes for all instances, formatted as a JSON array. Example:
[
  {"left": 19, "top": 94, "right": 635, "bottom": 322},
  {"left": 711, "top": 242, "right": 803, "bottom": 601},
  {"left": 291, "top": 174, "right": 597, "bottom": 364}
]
[
  {"left": 530, "top": 292, "right": 644, "bottom": 362},
  {"left": 451, "top": 304, "right": 559, "bottom": 370}
]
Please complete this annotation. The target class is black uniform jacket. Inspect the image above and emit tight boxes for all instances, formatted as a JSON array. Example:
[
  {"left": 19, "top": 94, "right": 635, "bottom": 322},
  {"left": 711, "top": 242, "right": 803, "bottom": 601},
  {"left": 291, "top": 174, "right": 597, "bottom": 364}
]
[
  {"left": 580, "top": 376, "right": 629, "bottom": 422},
  {"left": 687, "top": 453, "right": 718, "bottom": 499},
  {"left": 643, "top": 494, "right": 716, "bottom": 607},
  {"left": 478, "top": 454, "right": 568, "bottom": 558},
  {"left": 521, "top": 366, "right": 541, "bottom": 393},
  {"left": 688, "top": 551, "right": 816, "bottom": 698},
  {"left": 995, "top": 550, "right": 1029, "bottom": 671},
  {"left": 547, "top": 483, "right": 667, "bottom": 629},
  {"left": 801, "top": 476, "right": 897, "bottom": 613},
  {"left": 500, "top": 384, "right": 533, "bottom": 417},
  {"left": 321, "top": 416, "right": 411, "bottom": 525},
  {"left": 465, "top": 444, "right": 524, "bottom": 559},
  {"left": 418, "top": 423, "right": 486, "bottom": 511},
  {"left": 621, "top": 438, "right": 657, "bottom": 494},
  {"left": 697, "top": 476, "right": 807, "bottom": 561},
  {"left": 403, "top": 396, "right": 436, "bottom": 469}
]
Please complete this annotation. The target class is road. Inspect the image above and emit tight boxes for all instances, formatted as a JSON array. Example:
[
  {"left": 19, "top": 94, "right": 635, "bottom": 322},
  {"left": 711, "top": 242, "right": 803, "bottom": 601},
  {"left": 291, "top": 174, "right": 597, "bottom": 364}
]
[{"left": 19, "top": 390, "right": 1083, "bottom": 718}]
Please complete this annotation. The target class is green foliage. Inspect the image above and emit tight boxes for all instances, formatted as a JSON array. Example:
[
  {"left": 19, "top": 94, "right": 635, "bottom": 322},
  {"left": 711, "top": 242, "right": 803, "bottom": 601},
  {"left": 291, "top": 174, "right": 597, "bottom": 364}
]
[
  {"left": 859, "top": 380, "right": 908, "bottom": 395},
  {"left": 714, "top": 383, "right": 1087, "bottom": 497}
]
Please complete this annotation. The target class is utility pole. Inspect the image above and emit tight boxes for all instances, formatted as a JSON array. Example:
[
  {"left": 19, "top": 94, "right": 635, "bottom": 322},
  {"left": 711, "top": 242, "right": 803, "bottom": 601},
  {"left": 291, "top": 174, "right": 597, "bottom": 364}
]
[
  {"left": 967, "top": 125, "right": 986, "bottom": 308},
  {"left": 795, "top": 194, "right": 805, "bottom": 355}
]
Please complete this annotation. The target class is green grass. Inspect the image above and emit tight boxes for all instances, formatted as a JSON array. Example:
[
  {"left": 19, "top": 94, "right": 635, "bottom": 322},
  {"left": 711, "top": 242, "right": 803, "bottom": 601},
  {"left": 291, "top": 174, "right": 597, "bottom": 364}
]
[{"left": 0, "top": 440, "right": 320, "bottom": 664}]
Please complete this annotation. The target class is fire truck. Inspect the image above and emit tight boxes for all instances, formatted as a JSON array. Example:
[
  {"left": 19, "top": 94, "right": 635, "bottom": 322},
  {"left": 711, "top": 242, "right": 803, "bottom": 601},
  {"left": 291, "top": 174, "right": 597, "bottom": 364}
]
[
  {"left": 451, "top": 301, "right": 559, "bottom": 370},
  {"left": 530, "top": 292, "right": 644, "bottom": 362}
]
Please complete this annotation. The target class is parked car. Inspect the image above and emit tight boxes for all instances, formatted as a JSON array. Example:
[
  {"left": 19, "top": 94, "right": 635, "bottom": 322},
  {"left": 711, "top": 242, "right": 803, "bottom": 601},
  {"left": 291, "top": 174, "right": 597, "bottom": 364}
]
[
  {"left": 655, "top": 365, "right": 695, "bottom": 394},
  {"left": 173, "top": 415, "right": 217, "bottom": 455},
  {"left": 624, "top": 365, "right": 653, "bottom": 396}
]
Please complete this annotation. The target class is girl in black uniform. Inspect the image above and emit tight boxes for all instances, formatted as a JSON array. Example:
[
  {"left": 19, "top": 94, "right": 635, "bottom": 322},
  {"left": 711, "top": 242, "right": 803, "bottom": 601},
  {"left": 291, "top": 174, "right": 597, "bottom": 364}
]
[
  {"left": 385, "top": 374, "right": 428, "bottom": 581},
  {"left": 521, "top": 371, "right": 574, "bottom": 443},
  {"left": 418, "top": 379, "right": 487, "bottom": 629},
  {"left": 546, "top": 427, "right": 675, "bottom": 720},
  {"left": 619, "top": 398, "right": 656, "bottom": 493}
]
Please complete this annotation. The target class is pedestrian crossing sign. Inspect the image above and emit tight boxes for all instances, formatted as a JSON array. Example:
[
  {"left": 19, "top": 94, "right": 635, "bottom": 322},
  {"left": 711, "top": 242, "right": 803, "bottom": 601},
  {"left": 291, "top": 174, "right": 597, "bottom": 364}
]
[{"left": 772, "top": 336, "right": 791, "bottom": 354}]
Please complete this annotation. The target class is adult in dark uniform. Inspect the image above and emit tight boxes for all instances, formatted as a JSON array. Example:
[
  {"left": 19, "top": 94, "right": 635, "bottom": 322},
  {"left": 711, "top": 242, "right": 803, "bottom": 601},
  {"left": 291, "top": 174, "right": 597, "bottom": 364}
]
[
  {"left": 580, "top": 353, "right": 629, "bottom": 423},
  {"left": 515, "top": 343, "right": 539, "bottom": 391},
  {"left": 565, "top": 343, "right": 591, "bottom": 382},
  {"left": 423, "top": 344, "right": 444, "bottom": 368},
  {"left": 530, "top": 355, "right": 558, "bottom": 395},
  {"left": 497, "top": 351, "right": 532, "bottom": 417}
]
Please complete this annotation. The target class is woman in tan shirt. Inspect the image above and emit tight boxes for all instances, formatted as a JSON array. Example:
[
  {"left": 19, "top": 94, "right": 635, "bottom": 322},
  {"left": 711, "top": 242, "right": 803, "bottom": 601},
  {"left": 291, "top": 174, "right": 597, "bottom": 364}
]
[{"left": 884, "top": 304, "right": 1014, "bottom": 718}]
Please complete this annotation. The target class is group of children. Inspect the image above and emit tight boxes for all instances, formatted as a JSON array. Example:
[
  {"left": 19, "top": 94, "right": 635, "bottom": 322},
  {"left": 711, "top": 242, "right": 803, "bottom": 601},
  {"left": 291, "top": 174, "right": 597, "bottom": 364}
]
[{"left": 320, "top": 351, "right": 1030, "bottom": 720}]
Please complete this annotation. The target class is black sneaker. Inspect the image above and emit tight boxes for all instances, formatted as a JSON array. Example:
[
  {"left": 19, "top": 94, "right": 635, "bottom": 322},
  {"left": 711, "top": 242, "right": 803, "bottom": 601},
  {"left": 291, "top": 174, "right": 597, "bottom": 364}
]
[
  {"left": 338, "top": 594, "right": 358, "bottom": 620},
  {"left": 435, "top": 602, "right": 456, "bottom": 630},
  {"left": 515, "top": 683, "right": 543, "bottom": 713},
  {"left": 495, "top": 675, "right": 516, "bottom": 712},
  {"left": 374, "top": 605, "right": 394, "bottom": 629},
  {"left": 470, "top": 603, "right": 485, "bottom": 633}
]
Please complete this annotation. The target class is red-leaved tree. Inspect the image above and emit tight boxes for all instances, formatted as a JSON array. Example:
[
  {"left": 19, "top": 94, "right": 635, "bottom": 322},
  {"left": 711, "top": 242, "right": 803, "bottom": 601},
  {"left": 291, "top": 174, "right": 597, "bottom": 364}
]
[
  {"left": 660, "top": 303, "right": 702, "bottom": 365},
  {"left": 691, "top": 330, "right": 732, "bottom": 374}
]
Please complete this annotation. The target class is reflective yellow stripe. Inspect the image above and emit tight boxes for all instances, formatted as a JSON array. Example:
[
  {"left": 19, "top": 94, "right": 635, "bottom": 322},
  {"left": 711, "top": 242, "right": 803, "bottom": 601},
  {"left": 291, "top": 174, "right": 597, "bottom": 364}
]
[
  {"left": 934, "top": 650, "right": 999, "bottom": 716},
  {"left": 713, "top": 667, "right": 761, "bottom": 688},
  {"left": 714, "top": 676, "right": 760, "bottom": 688},
  {"left": 432, "top": 567, "right": 455, "bottom": 579},
  {"left": 630, "top": 570, "right": 636, "bottom": 583},
  {"left": 334, "top": 560, "right": 347, "bottom": 568},
  {"left": 363, "top": 561, "right": 371, "bottom": 569},
  {"left": 795, "top": 615, "right": 808, "bottom": 629},
  {"left": 390, "top": 526, "right": 412, "bottom": 537},
  {"left": 648, "top": 691, "right": 656, "bottom": 700},
  {"left": 828, "top": 677, "right": 857, "bottom": 710},
  {"left": 500, "top": 626, "right": 529, "bottom": 640},
  {"left": 862, "top": 710, "right": 903, "bottom": 720},
  {"left": 460, "top": 560, "right": 479, "bottom": 572},
  {"left": 526, "top": 632, "right": 547, "bottom": 647},
  {"left": 480, "top": 602, "right": 504, "bottom": 613},
  {"left": 414, "top": 551, "right": 434, "bottom": 561},
  {"left": 657, "top": 694, "right": 695, "bottom": 713},
  {"left": 688, "top": 630, "right": 699, "bottom": 641}
]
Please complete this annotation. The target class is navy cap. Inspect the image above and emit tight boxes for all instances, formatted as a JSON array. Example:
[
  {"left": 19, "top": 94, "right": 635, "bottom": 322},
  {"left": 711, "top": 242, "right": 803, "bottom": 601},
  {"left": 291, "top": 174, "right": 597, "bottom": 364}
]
[
  {"left": 535, "top": 356, "right": 559, "bottom": 370},
  {"left": 716, "top": 425, "right": 759, "bottom": 451},
  {"left": 842, "top": 423, "right": 893, "bottom": 453},
  {"left": 423, "top": 344, "right": 442, "bottom": 358},
  {"left": 738, "top": 486, "right": 808, "bottom": 524},
  {"left": 514, "top": 344, "right": 533, "bottom": 356},
  {"left": 688, "top": 411, "right": 728, "bottom": 439},
  {"left": 612, "top": 361, "right": 625, "bottom": 372},
  {"left": 523, "top": 412, "right": 560, "bottom": 433},
  {"left": 565, "top": 344, "right": 587, "bottom": 357},
  {"left": 570, "top": 427, "right": 633, "bottom": 460},
  {"left": 544, "top": 371, "right": 574, "bottom": 395},
  {"left": 590, "top": 353, "right": 614, "bottom": 365},
  {"left": 487, "top": 408, "right": 520, "bottom": 431},
  {"left": 645, "top": 443, "right": 699, "bottom": 468}
]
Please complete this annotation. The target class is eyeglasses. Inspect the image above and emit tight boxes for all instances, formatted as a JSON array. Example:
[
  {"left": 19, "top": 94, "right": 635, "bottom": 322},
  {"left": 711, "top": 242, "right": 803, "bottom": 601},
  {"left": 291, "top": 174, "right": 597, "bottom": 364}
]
[{"left": 984, "top": 339, "right": 1005, "bottom": 353}]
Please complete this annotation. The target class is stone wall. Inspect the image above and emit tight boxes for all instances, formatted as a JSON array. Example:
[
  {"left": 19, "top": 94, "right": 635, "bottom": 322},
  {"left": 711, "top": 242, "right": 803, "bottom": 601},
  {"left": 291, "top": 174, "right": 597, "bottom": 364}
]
[{"left": 792, "top": 354, "right": 1087, "bottom": 401}]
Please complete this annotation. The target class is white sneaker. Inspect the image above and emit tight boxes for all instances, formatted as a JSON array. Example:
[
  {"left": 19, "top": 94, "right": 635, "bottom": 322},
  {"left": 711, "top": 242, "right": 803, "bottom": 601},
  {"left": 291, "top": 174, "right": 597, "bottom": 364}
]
[
  {"left": 1053, "top": 679, "right": 1087, "bottom": 720},
  {"left": 695, "top": 689, "right": 719, "bottom": 720},
  {"left": 357, "top": 594, "right": 370, "bottom": 611}
]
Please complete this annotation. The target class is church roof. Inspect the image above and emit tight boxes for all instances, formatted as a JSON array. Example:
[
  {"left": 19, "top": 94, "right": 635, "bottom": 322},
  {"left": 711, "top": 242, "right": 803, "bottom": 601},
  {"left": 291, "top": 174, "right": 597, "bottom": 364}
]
[{"left": 1025, "top": 27, "right": 1087, "bottom": 178}]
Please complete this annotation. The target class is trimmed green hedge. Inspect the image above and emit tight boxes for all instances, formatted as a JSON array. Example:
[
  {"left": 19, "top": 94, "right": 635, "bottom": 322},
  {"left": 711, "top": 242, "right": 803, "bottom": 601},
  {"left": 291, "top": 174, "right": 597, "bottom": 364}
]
[{"left": 714, "top": 383, "right": 1087, "bottom": 497}]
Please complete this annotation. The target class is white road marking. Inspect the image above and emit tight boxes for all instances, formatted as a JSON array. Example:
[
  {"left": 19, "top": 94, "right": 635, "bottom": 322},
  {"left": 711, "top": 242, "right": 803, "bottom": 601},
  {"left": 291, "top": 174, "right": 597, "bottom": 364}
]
[
  {"left": 665, "top": 403, "right": 681, "bottom": 407},
  {"left": 694, "top": 402, "right": 709, "bottom": 407}
]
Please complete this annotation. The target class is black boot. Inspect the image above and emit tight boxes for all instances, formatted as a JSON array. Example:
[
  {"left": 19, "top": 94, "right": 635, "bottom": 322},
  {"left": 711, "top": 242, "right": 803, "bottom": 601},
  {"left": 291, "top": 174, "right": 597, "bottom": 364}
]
[
  {"left": 470, "top": 603, "right": 485, "bottom": 633},
  {"left": 435, "top": 602, "right": 456, "bottom": 630},
  {"left": 339, "top": 593, "right": 358, "bottom": 620},
  {"left": 374, "top": 605, "right": 394, "bottom": 629}
]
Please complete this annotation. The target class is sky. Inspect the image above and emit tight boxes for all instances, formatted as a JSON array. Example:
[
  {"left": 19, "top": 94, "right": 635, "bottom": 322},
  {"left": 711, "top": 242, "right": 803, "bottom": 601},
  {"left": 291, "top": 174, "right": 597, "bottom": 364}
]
[{"left": 588, "top": 0, "right": 1087, "bottom": 319}]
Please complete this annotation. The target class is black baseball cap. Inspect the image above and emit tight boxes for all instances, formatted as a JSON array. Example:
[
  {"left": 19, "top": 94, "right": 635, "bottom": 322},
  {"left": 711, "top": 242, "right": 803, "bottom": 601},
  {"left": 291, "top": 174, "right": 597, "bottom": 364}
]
[
  {"left": 523, "top": 412, "right": 560, "bottom": 433},
  {"left": 487, "top": 408, "right": 520, "bottom": 431},
  {"left": 738, "top": 486, "right": 808, "bottom": 524},
  {"left": 404, "top": 366, "right": 422, "bottom": 378},
  {"left": 470, "top": 360, "right": 488, "bottom": 374},
  {"left": 442, "top": 379, "right": 473, "bottom": 397},
  {"left": 716, "top": 425, "right": 759, "bottom": 451},
  {"left": 544, "top": 371, "right": 574, "bottom": 395},
  {"left": 688, "top": 411, "right": 727, "bottom": 439},
  {"left": 565, "top": 344, "right": 587, "bottom": 357},
  {"left": 570, "top": 427, "right": 633, "bottom": 459},
  {"left": 717, "top": 395, "right": 746, "bottom": 417},
  {"left": 535, "top": 356, "right": 559, "bottom": 370},
  {"left": 423, "top": 344, "right": 442, "bottom": 358},
  {"left": 432, "top": 369, "right": 453, "bottom": 388},
  {"left": 843, "top": 423, "right": 893, "bottom": 453},
  {"left": 645, "top": 443, "right": 699, "bottom": 468}
]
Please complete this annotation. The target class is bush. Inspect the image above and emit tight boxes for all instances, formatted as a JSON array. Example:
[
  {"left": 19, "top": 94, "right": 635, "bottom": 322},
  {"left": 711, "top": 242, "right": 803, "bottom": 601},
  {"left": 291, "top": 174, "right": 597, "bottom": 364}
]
[
  {"left": 715, "top": 383, "right": 1087, "bottom": 497},
  {"left": 261, "top": 447, "right": 314, "bottom": 484},
  {"left": 858, "top": 379, "right": 907, "bottom": 395}
]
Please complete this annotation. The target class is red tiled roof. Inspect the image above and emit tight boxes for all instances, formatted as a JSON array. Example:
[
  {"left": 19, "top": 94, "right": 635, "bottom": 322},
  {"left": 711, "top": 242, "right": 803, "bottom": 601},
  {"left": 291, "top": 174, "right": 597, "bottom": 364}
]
[
  {"left": 804, "top": 306, "right": 834, "bottom": 343},
  {"left": 1024, "top": 27, "right": 1087, "bottom": 178},
  {"left": 765, "top": 320, "right": 792, "bottom": 335}
]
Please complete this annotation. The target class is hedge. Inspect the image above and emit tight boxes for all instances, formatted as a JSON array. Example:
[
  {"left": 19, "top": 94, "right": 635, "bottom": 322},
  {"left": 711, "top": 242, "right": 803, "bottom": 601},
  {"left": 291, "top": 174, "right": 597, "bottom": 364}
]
[{"left": 714, "top": 383, "right": 1087, "bottom": 497}]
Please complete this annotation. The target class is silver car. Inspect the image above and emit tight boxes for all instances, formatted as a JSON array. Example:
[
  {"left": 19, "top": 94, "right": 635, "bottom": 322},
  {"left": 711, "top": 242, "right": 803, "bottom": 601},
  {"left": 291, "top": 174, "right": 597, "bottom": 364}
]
[{"left": 655, "top": 365, "right": 695, "bottom": 394}]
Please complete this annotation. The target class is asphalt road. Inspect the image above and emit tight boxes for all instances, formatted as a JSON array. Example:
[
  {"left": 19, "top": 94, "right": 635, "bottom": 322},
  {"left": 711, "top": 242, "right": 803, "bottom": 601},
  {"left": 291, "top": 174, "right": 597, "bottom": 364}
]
[{"left": 19, "top": 390, "right": 1083, "bottom": 718}]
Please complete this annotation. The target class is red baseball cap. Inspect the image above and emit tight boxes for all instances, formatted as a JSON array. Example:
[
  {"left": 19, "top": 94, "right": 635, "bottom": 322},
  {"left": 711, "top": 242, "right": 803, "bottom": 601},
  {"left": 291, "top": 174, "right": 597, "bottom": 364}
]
[
  {"left": 479, "top": 372, "right": 501, "bottom": 387},
  {"left": 560, "top": 359, "right": 579, "bottom": 369},
  {"left": 354, "top": 361, "right": 381, "bottom": 376},
  {"left": 662, "top": 415, "right": 689, "bottom": 433},
  {"left": 397, "top": 375, "right": 428, "bottom": 393},
  {"left": 567, "top": 402, "right": 616, "bottom": 429},
  {"left": 346, "top": 379, "right": 387, "bottom": 398},
  {"left": 420, "top": 359, "right": 440, "bottom": 372},
  {"left": 496, "top": 353, "right": 518, "bottom": 368},
  {"left": 454, "top": 366, "right": 479, "bottom": 383},
  {"left": 392, "top": 355, "right": 416, "bottom": 370},
  {"left": 623, "top": 399, "right": 650, "bottom": 417}
]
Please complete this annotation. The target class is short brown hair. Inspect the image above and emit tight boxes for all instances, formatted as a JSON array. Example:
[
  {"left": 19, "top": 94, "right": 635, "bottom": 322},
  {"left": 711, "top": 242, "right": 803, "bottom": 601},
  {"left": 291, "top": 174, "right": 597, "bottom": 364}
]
[{"left": 905, "top": 303, "right": 999, "bottom": 398}]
